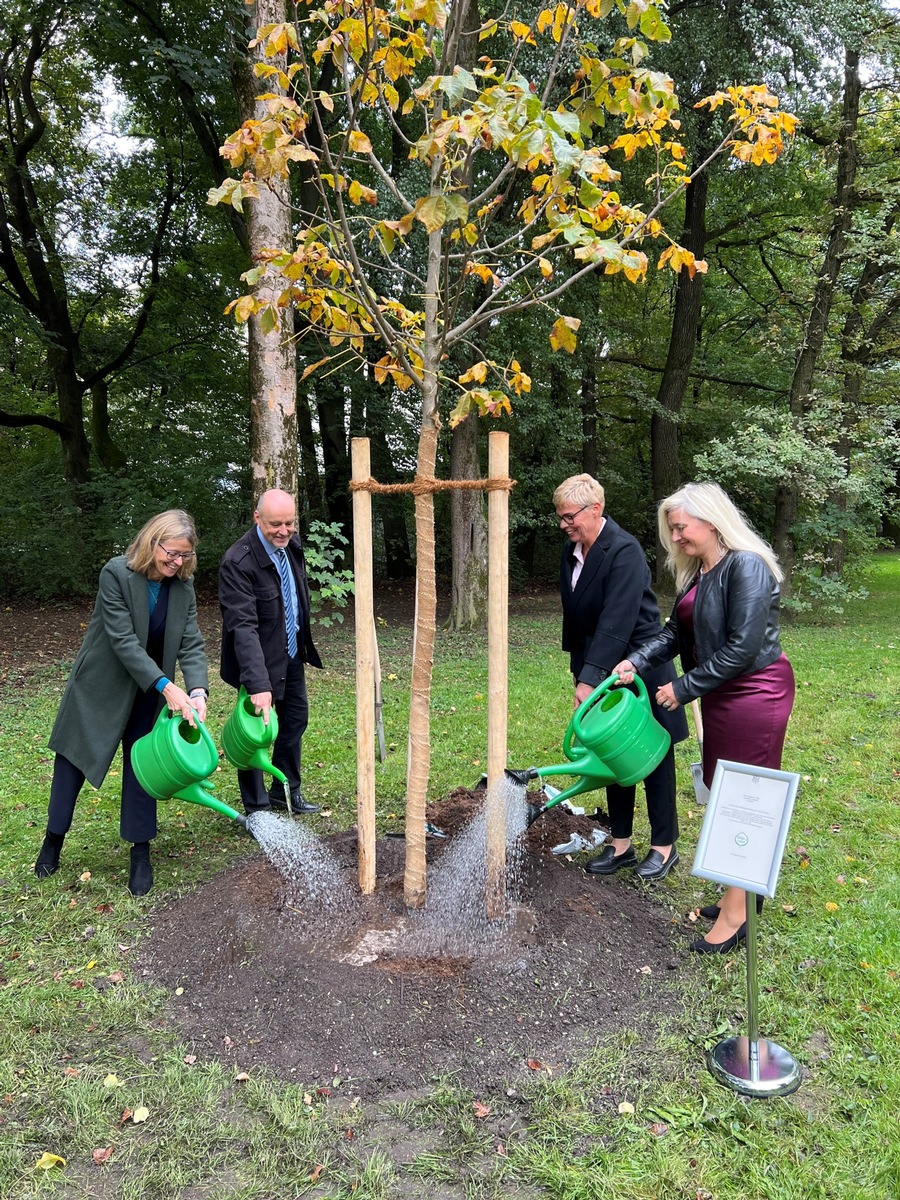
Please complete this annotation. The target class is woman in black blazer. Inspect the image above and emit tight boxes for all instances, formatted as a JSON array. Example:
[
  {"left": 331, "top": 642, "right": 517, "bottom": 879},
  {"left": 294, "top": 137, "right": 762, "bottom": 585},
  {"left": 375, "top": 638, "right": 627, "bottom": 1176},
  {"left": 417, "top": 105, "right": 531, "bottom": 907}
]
[{"left": 555, "top": 475, "right": 688, "bottom": 881}]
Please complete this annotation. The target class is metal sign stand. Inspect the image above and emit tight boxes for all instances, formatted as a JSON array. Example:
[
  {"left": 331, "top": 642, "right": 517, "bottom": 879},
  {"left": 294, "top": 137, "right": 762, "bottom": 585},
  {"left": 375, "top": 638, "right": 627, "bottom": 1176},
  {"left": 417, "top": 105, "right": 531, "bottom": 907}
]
[
  {"left": 706, "top": 891, "right": 801, "bottom": 1097},
  {"left": 691, "top": 761, "right": 803, "bottom": 1098}
]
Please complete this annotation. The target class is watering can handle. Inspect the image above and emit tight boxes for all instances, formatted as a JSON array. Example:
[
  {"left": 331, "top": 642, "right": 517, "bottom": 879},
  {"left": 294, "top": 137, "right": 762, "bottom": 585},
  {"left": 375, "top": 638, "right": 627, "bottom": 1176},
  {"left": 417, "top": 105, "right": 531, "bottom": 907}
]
[{"left": 561, "top": 672, "right": 650, "bottom": 761}]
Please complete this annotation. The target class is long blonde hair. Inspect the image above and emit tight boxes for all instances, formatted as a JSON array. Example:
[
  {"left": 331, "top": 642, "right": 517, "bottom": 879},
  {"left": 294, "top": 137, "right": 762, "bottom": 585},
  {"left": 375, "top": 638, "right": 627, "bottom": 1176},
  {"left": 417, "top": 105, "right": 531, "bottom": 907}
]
[
  {"left": 658, "top": 483, "right": 783, "bottom": 592},
  {"left": 126, "top": 510, "right": 198, "bottom": 580}
]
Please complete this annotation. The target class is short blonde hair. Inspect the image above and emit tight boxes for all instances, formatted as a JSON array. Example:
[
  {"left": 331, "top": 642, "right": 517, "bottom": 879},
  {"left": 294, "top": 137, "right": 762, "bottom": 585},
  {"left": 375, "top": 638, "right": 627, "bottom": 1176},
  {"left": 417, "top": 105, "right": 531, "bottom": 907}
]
[
  {"left": 127, "top": 510, "right": 198, "bottom": 580},
  {"left": 553, "top": 474, "right": 605, "bottom": 511},
  {"left": 658, "top": 482, "right": 782, "bottom": 591}
]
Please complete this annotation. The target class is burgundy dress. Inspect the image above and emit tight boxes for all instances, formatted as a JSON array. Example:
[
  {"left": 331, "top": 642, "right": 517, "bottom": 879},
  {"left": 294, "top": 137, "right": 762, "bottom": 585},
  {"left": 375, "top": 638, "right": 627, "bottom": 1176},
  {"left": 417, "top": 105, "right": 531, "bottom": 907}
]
[{"left": 675, "top": 584, "right": 795, "bottom": 789}]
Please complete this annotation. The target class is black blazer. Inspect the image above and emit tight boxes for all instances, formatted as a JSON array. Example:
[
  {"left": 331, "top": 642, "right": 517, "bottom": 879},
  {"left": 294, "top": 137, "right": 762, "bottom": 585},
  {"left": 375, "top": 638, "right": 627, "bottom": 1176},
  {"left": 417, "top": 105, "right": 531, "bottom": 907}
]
[
  {"left": 629, "top": 551, "right": 784, "bottom": 705},
  {"left": 560, "top": 516, "right": 688, "bottom": 744},
  {"left": 219, "top": 528, "right": 322, "bottom": 699}
]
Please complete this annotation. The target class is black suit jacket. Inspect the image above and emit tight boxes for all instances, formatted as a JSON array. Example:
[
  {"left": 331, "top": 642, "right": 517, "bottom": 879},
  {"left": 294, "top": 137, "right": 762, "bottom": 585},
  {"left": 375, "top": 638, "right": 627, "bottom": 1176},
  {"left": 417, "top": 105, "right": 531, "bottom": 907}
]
[
  {"left": 219, "top": 528, "right": 322, "bottom": 700},
  {"left": 560, "top": 516, "right": 688, "bottom": 744}
]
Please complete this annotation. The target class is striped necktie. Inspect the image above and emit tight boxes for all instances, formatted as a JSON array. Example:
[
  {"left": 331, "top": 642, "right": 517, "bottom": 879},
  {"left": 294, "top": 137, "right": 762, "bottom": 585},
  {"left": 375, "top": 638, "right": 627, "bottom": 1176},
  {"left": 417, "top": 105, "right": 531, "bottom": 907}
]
[{"left": 276, "top": 548, "right": 298, "bottom": 659}]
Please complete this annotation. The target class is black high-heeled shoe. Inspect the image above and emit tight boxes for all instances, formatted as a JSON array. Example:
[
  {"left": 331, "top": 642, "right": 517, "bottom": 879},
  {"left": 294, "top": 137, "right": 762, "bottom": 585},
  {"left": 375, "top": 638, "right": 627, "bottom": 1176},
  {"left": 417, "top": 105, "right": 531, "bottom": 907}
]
[
  {"left": 699, "top": 895, "right": 765, "bottom": 921},
  {"left": 690, "top": 922, "right": 747, "bottom": 954}
]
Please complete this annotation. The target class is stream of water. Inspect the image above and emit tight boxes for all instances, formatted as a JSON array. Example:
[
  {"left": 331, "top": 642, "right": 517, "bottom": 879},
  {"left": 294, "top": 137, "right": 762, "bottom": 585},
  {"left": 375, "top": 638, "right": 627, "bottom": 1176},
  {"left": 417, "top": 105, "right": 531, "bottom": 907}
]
[{"left": 247, "top": 776, "right": 531, "bottom": 959}]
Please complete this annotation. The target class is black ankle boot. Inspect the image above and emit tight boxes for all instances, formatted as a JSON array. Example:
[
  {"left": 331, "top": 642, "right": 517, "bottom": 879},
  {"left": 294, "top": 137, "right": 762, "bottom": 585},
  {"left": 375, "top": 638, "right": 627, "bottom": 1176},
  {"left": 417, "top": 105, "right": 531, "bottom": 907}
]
[
  {"left": 35, "top": 831, "right": 65, "bottom": 879},
  {"left": 128, "top": 843, "right": 153, "bottom": 896}
]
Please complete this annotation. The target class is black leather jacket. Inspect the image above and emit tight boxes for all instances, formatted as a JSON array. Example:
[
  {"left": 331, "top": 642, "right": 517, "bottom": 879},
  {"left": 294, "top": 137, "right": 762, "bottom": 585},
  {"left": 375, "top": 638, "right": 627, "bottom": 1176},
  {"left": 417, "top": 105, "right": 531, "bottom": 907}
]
[{"left": 629, "top": 551, "right": 784, "bottom": 705}]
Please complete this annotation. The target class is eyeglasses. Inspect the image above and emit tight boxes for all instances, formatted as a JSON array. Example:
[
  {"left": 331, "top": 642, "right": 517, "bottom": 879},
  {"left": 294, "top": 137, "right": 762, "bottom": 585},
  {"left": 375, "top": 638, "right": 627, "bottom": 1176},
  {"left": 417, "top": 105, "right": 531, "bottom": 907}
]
[
  {"left": 159, "top": 546, "right": 195, "bottom": 562},
  {"left": 558, "top": 505, "right": 589, "bottom": 526}
]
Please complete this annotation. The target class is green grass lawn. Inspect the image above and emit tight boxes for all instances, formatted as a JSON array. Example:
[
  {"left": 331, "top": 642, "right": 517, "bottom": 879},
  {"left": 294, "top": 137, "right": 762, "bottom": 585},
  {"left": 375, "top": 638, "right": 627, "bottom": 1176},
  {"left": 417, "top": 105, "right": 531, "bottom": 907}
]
[{"left": 1, "top": 554, "right": 898, "bottom": 1199}]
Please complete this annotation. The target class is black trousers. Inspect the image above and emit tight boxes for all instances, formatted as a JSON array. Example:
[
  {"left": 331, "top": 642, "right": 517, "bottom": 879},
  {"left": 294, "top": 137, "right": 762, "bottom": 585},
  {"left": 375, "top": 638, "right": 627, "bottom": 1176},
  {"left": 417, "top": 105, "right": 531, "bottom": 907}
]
[
  {"left": 47, "top": 690, "right": 160, "bottom": 844},
  {"left": 238, "top": 655, "right": 309, "bottom": 810},
  {"left": 605, "top": 744, "right": 678, "bottom": 846}
]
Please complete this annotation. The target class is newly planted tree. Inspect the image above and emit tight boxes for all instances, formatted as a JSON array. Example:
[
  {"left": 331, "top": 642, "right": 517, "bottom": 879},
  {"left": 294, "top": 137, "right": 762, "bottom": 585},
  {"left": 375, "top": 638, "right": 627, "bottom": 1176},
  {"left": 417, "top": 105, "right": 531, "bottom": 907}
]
[{"left": 210, "top": 0, "right": 795, "bottom": 906}]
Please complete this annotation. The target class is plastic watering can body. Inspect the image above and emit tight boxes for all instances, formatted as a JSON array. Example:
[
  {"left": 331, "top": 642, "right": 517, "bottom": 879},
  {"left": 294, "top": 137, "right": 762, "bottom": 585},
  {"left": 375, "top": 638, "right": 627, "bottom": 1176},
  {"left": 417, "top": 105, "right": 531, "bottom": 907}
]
[
  {"left": 526, "top": 675, "right": 671, "bottom": 814},
  {"left": 221, "top": 686, "right": 288, "bottom": 785},
  {"left": 132, "top": 708, "right": 215, "bottom": 801}
]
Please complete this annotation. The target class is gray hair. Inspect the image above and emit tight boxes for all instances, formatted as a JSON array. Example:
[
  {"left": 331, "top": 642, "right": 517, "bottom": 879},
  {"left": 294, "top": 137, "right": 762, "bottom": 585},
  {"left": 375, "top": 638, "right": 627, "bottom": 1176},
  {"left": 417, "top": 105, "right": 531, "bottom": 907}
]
[{"left": 658, "top": 482, "right": 783, "bottom": 591}]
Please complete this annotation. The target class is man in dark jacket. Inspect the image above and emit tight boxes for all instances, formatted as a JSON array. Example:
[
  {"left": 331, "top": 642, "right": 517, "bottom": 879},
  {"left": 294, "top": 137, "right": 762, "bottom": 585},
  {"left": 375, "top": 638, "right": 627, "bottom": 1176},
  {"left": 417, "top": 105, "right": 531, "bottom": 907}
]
[
  {"left": 219, "top": 489, "right": 323, "bottom": 815},
  {"left": 556, "top": 474, "right": 688, "bottom": 881}
]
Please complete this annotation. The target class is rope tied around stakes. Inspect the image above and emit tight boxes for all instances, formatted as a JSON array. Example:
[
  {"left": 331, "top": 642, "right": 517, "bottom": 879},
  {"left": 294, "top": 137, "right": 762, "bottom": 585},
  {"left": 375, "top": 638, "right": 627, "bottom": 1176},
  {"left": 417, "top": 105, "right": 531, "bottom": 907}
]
[{"left": 350, "top": 475, "right": 516, "bottom": 495}]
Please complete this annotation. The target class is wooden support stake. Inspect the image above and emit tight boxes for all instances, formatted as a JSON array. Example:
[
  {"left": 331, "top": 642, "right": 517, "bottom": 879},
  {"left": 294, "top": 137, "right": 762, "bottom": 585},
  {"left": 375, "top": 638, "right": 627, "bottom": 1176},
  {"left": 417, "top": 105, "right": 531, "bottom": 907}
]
[
  {"left": 485, "top": 431, "right": 509, "bottom": 919},
  {"left": 351, "top": 438, "right": 376, "bottom": 893}
]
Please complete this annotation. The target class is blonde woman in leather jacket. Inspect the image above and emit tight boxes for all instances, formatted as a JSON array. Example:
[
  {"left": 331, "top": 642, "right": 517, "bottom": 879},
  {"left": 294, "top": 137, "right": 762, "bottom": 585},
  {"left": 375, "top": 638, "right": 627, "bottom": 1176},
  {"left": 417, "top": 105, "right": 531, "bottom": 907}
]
[{"left": 614, "top": 483, "right": 795, "bottom": 954}]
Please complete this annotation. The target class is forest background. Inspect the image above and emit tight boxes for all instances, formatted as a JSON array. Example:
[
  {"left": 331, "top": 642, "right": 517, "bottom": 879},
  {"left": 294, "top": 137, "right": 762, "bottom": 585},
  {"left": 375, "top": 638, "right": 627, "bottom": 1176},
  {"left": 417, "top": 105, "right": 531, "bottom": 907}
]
[{"left": 2, "top": 0, "right": 899, "bottom": 619}]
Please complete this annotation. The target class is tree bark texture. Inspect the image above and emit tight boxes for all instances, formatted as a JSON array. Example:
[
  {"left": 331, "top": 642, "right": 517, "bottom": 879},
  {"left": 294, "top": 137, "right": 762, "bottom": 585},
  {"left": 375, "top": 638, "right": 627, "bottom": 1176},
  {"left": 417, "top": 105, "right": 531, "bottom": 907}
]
[
  {"left": 773, "top": 49, "right": 860, "bottom": 589},
  {"left": 650, "top": 168, "right": 709, "bottom": 502},
  {"left": 403, "top": 226, "right": 442, "bottom": 910},
  {"left": 448, "top": 414, "right": 488, "bottom": 631},
  {"left": 234, "top": 0, "right": 298, "bottom": 499}
]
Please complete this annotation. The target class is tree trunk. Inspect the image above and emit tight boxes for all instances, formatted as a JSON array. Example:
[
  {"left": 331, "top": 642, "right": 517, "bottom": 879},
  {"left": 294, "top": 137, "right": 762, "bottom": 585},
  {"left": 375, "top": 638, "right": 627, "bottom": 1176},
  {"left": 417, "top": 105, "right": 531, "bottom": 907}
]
[
  {"left": 234, "top": 0, "right": 298, "bottom": 498},
  {"left": 316, "top": 374, "right": 352, "bottom": 535},
  {"left": 91, "top": 380, "right": 127, "bottom": 472},
  {"left": 404, "top": 225, "right": 442, "bottom": 910},
  {"left": 581, "top": 358, "right": 598, "bottom": 478},
  {"left": 444, "top": 0, "right": 487, "bottom": 631},
  {"left": 447, "top": 414, "right": 487, "bottom": 630},
  {"left": 773, "top": 48, "right": 860, "bottom": 590}
]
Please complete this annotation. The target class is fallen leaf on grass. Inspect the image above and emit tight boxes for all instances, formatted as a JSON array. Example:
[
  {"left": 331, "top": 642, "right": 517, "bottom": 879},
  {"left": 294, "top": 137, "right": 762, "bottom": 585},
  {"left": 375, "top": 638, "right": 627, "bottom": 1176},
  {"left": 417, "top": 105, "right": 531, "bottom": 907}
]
[
  {"left": 80, "top": 872, "right": 91, "bottom": 882},
  {"left": 637, "top": 965, "right": 652, "bottom": 975},
  {"left": 472, "top": 1101, "right": 491, "bottom": 1118},
  {"left": 103, "top": 1074, "right": 123, "bottom": 1088},
  {"left": 618, "top": 1101, "right": 635, "bottom": 1115},
  {"left": 62, "top": 1067, "right": 81, "bottom": 1078},
  {"left": 106, "top": 971, "right": 125, "bottom": 984},
  {"left": 497, "top": 1142, "right": 506, "bottom": 1156},
  {"left": 35, "top": 1152, "right": 66, "bottom": 1170},
  {"left": 183, "top": 1055, "right": 197, "bottom": 1065},
  {"left": 825, "top": 901, "right": 840, "bottom": 912},
  {"left": 649, "top": 1122, "right": 668, "bottom": 1136},
  {"left": 91, "top": 1147, "right": 114, "bottom": 1165},
  {"left": 117, "top": 1109, "right": 132, "bottom": 1126},
  {"left": 234, "top": 1071, "right": 250, "bottom": 1082},
  {"left": 526, "top": 1058, "right": 543, "bottom": 1071},
  {"left": 309, "top": 1164, "right": 324, "bottom": 1182},
  {"left": 131, "top": 1106, "right": 149, "bottom": 1124}
]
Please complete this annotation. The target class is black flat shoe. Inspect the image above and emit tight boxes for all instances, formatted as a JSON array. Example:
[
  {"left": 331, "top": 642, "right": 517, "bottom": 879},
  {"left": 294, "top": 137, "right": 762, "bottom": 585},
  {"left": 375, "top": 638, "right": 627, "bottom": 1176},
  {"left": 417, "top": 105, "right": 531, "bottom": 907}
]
[
  {"left": 585, "top": 845, "right": 637, "bottom": 875},
  {"left": 690, "top": 923, "right": 747, "bottom": 954},
  {"left": 35, "top": 833, "right": 64, "bottom": 879},
  {"left": 128, "top": 845, "right": 153, "bottom": 896},
  {"left": 635, "top": 847, "right": 679, "bottom": 882},
  {"left": 699, "top": 895, "right": 764, "bottom": 921}
]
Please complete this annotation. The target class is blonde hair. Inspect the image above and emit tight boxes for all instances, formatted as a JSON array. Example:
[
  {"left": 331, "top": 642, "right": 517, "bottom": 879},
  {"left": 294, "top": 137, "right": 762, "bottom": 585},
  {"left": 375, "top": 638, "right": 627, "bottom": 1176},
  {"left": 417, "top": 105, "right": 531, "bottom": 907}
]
[
  {"left": 126, "top": 510, "right": 198, "bottom": 580},
  {"left": 658, "top": 482, "right": 783, "bottom": 592},
  {"left": 553, "top": 474, "right": 605, "bottom": 510}
]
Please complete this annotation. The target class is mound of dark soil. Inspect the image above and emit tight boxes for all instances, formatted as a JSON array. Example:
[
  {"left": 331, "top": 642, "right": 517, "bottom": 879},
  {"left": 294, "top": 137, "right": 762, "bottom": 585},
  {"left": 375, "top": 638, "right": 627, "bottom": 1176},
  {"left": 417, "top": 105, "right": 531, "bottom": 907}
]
[{"left": 142, "top": 790, "right": 693, "bottom": 1099}]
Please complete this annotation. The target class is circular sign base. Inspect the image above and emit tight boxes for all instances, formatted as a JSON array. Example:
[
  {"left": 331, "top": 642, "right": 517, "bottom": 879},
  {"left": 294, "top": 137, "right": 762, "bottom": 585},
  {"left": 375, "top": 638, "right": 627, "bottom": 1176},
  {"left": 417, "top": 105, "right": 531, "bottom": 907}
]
[{"left": 707, "top": 1036, "right": 801, "bottom": 1097}]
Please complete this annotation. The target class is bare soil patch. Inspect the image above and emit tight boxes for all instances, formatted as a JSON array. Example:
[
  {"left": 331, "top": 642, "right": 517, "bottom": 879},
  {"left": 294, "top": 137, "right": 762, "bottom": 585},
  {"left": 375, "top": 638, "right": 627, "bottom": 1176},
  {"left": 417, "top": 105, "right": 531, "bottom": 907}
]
[{"left": 142, "top": 789, "right": 692, "bottom": 1100}]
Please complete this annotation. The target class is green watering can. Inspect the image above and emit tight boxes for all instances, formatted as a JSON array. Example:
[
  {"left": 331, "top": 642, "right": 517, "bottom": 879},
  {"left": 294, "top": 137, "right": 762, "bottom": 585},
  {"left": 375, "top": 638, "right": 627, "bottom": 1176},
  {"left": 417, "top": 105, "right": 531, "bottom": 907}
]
[
  {"left": 508, "top": 674, "right": 671, "bottom": 825},
  {"left": 221, "top": 686, "right": 289, "bottom": 787},
  {"left": 131, "top": 707, "right": 248, "bottom": 827}
]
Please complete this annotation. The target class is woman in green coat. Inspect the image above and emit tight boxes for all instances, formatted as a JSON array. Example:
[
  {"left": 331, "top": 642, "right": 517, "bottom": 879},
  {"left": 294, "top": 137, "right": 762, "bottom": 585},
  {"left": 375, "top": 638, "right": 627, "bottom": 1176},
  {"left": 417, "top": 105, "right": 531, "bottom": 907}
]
[{"left": 35, "top": 510, "right": 210, "bottom": 895}]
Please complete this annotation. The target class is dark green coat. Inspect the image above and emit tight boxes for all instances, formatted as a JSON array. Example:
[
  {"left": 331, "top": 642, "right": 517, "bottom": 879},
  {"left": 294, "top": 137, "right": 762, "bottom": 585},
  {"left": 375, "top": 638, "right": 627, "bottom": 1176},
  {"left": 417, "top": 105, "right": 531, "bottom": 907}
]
[{"left": 49, "top": 556, "right": 209, "bottom": 786}]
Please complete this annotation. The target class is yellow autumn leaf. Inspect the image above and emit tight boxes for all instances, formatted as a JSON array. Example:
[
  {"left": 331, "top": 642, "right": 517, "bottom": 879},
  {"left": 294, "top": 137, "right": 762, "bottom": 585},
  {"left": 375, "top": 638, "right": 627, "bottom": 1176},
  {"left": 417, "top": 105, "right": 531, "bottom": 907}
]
[
  {"left": 35, "top": 1152, "right": 66, "bottom": 1170},
  {"left": 825, "top": 901, "right": 839, "bottom": 912},
  {"left": 618, "top": 1101, "right": 635, "bottom": 1115},
  {"left": 104, "top": 1074, "right": 123, "bottom": 1087},
  {"left": 348, "top": 130, "right": 372, "bottom": 154},
  {"left": 131, "top": 1106, "right": 150, "bottom": 1124}
]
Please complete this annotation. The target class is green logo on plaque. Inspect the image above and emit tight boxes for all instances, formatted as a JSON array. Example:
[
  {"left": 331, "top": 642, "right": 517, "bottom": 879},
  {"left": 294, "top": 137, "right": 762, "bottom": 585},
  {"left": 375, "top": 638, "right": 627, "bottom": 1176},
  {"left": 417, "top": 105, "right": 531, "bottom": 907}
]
[{"left": 735, "top": 832, "right": 749, "bottom": 847}]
